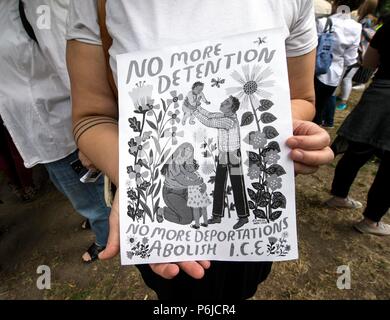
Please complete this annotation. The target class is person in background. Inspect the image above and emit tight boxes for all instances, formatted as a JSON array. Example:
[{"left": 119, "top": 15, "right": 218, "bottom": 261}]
[
  {"left": 336, "top": 0, "right": 378, "bottom": 110},
  {"left": 326, "top": 20, "right": 390, "bottom": 236},
  {"left": 0, "top": 0, "right": 110, "bottom": 263},
  {"left": 315, "top": 0, "right": 332, "bottom": 18},
  {"left": 314, "top": 0, "right": 363, "bottom": 128},
  {"left": 0, "top": 117, "right": 37, "bottom": 202}
]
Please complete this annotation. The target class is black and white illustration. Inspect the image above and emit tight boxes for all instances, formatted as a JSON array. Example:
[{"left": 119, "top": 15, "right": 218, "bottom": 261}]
[{"left": 117, "top": 28, "right": 297, "bottom": 264}]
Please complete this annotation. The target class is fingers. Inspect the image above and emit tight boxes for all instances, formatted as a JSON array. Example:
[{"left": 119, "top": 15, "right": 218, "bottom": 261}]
[
  {"left": 99, "top": 192, "right": 120, "bottom": 260},
  {"left": 287, "top": 132, "right": 330, "bottom": 151},
  {"left": 150, "top": 263, "right": 180, "bottom": 280},
  {"left": 78, "top": 151, "right": 96, "bottom": 170},
  {"left": 290, "top": 147, "right": 334, "bottom": 168},
  {"left": 150, "top": 261, "right": 211, "bottom": 280}
]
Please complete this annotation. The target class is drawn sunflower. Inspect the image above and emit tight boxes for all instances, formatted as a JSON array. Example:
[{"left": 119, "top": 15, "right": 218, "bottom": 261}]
[{"left": 226, "top": 65, "right": 274, "bottom": 110}]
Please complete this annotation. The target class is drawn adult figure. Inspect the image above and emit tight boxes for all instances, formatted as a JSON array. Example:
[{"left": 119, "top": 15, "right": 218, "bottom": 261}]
[
  {"left": 187, "top": 96, "right": 250, "bottom": 230},
  {"left": 158, "top": 143, "right": 207, "bottom": 225}
]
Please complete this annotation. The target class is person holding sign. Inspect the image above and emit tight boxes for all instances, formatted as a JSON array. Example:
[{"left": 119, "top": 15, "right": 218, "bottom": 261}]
[{"left": 66, "top": 0, "right": 334, "bottom": 300}]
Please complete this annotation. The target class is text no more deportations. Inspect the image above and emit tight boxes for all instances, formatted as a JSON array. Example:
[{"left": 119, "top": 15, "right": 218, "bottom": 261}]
[
  {"left": 126, "top": 217, "right": 289, "bottom": 257},
  {"left": 125, "top": 44, "right": 276, "bottom": 93}
]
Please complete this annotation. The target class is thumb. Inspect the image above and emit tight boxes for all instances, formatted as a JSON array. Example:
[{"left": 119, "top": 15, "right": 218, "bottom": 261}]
[{"left": 99, "top": 191, "right": 120, "bottom": 260}]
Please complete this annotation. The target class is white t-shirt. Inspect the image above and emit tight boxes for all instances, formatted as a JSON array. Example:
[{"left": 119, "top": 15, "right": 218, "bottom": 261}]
[
  {"left": 0, "top": 0, "right": 76, "bottom": 168},
  {"left": 66, "top": 0, "right": 318, "bottom": 80}
]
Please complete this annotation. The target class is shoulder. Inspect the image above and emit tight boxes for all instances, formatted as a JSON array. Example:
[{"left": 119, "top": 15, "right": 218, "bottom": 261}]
[
  {"left": 66, "top": 0, "right": 102, "bottom": 45},
  {"left": 282, "top": 0, "right": 318, "bottom": 58}
]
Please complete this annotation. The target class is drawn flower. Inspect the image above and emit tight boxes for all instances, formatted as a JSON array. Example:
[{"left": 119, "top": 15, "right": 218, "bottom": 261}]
[
  {"left": 142, "top": 237, "right": 149, "bottom": 245},
  {"left": 226, "top": 65, "right": 275, "bottom": 110},
  {"left": 167, "top": 90, "right": 184, "bottom": 108},
  {"left": 248, "top": 164, "right": 261, "bottom": 180},
  {"left": 129, "top": 136, "right": 151, "bottom": 155},
  {"left": 264, "top": 150, "right": 280, "bottom": 165},
  {"left": 168, "top": 109, "right": 181, "bottom": 124},
  {"left": 282, "top": 232, "right": 289, "bottom": 239},
  {"left": 128, "top": 164, "right": 149, "bottom": 185},
  {"left": 268, "top": 237, "right": 278, "bottom": 245},
  {"left": 127, "top": 189, "right": 138, "bottom": 201},
  {"left": 244, "top": 131, "right": 267, "bottom": 149},
  {"left": 146, "top": 104, "right": 160, "bottom": 116},
  {"left": 285, "top": 245, "right": 291, "bottom": 252},
  {"left": 142, "top": 131, "right": 153, "bottom": 141},
  {"left": 129, "top": 82, "right": 155, "bottom": 114},
  {"left": 266, "top": 174, "right": 282, "bottom": 191},
  {"left": 162, "top": 126, "right": 184, "bottom": 145}
]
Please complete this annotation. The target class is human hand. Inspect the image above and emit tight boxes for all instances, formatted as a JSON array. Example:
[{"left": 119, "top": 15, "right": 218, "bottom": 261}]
[
  {"left": 99, "top": 191, "right": 211, "bottom": 279},
  {"left": 78, "top": 151, "right": 97, "bottom": 170},
  {"left": 150, "top": 261, "right": 211, "bottom": 280},
  {"left": 287, "top": 120, "right": 334, "bottom": 175}
]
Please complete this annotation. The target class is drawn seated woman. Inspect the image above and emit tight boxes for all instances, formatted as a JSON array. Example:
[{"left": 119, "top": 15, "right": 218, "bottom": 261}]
[{"left": 157, "top": 143, "right": 206, "bottom": 225}]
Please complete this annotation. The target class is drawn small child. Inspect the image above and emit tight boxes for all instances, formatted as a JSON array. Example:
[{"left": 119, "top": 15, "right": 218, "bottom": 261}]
[
  {"left": 182, "top": 162, "right": 211, "bottom": 229},
  {"left": 182, "top": 82, "right": 211, "bottom": 125}
]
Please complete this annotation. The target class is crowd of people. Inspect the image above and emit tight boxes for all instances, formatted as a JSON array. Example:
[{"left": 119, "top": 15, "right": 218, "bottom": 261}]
[{"left": 0, "top": 0, "right": 389, "bottom": 300}]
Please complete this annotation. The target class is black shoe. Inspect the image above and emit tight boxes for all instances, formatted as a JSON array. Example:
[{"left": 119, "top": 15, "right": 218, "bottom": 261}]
[
  {"left": 200, "top": 223, "right": 208, "bottom": 228},
  {"left": 233, "top": 217, "right": 249, "bottom": 230},
  {"left": 208, "top": 216, "right": 222, "bottom": 224},
  {"left": 191, "top": 224, "right": 200, "bottom": 229}
]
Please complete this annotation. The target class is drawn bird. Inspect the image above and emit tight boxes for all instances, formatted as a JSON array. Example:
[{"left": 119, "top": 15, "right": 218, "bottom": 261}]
[{"left": 254, "top": 36, "right": 267, "bottom": 45}]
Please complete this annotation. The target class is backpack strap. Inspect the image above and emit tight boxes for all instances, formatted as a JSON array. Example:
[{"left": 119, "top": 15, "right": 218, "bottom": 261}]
[
  {"left": 97, "top": 0, "right": 118, "bottom": 100},
  {"left": 18, "top": 0, "right": 38, "bottom": 43}
]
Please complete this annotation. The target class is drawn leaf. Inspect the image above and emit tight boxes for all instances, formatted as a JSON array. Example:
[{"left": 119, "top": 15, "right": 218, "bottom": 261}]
[
  {"left": 148, "top": 184, "right": 156, "bottom": 196},
  {"left": 241, "top": 112, "right": 254, "bottom": 127},
  {"left": 263, "top": 126, "right": 279, "bottom": 139},
  {"left": 154, "top": 180, "right": 162, "bottom": 198},
  {"left": 247, "top": 189, "right": 257, "bottom": 201},
  {"left": 254, "top": 209, "right": 267, "bottom": 219},
  {"left": 139, "top": 200, "right": 153, "bottom": 221},
  {"left": 208, "top": 176, "right": 216, "bottom": 184},
  {"left": 267, "top": 141, "right": 281, "bottom": 152},
  {"left": 152, "top": 136, "right": 161, "bottom": 155},
  {"left": 258, "top": 99, "right": 274, "bottom": 111},
  {"left": 154, "top": 198, "right": 160, "bottom": 215},
  {"left": 248, "top": 201, "right": 256, "bottom": 210},
  {"left": 129, "top": 117, "right": 141, "bottom": 132},
  {"left": 161, "top": 98, "right": 167, "bottom": 112},
  {"left": 154, "top": 169, "right": 159, "bottom": 180},
  {"left": 252, "top": 182, "right": 264, "bottom": 191},
  {"left": 271, "top": 192, "right": 287, "bottom": 209},
  {"left": 157, "top": 111, "right": 163, "bottom": 123},
  {"left": 248, "top": 151, "right": 261, "bottom": 163},
  {"left": 260, "top": 112, "right": 277, "bottom": 124},
  {"left": 257, "top": 192, "right": 271, "bottom": 207},
  {"left": 270, "top": 211, "right": 282, "bottom": 222},
  {"left": 266, "top": 164, "right": 286, "bottom": 176},
  {"left": 147, "top": 120, "right": 157, "bottom": 131},
  {"left": 160, "top": 148, "right": 171, "bottom": 165}
]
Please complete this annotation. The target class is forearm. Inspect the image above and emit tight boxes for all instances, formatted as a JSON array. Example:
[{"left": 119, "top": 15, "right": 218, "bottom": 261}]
[{"left": 291, "top": 99, "right": 315, "bottom": 121}]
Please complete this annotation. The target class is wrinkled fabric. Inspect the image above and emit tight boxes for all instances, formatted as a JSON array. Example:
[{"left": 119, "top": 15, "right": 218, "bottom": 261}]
[{"left": 0, "top": 0, "right": 75, "bottom": 168}]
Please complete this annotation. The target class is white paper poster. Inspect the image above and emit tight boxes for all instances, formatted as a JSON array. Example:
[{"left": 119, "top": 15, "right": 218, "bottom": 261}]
[{"left": 117, "top": 28, "right": 298, "bottom": 265}]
